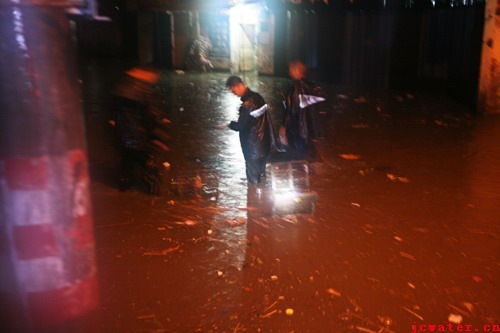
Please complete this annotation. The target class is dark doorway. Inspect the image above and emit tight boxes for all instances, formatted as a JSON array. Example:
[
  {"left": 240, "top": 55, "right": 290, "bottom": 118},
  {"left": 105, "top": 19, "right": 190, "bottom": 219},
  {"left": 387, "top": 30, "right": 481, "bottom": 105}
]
[{"left": 153, "top": 11, "right": 173, "bottom": 69}]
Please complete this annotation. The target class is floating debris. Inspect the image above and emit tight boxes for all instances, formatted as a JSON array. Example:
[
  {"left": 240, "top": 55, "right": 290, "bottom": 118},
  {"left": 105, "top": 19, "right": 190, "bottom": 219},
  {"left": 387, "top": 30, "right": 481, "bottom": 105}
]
[
  {"left": 143, "top": 245, "right": 181, "bottom": 256},
  {"left": 434, "top": 120, "right": 448, "bottom": 127},
  {"left": 403, "top": 306, "right": 424, "bottom": 320},
  {"left": 326, "top": 288, "right": 342, "bottom": 297},
  {"left": 471, "top": 275, "right": 482, "bottom": 282},
  {"left": 262, "top": 296, "right": 284, "bottom": 314},
  {"left": 448, "top": 313, "right": 463, "bottom": 324},
  {"left": 354, "top": 97, "right": 368, "bottom": 103},
  {"left": 174, "top": 219, "right": 198, "bottom": 226},
  {"left": 400, "top": 251, "right": 416, "bottom": 261},
  {"left": 260, "top": 309, "right": 278, "bottom": 318},
  {"left": 226, "top": 217, "right": 247, "bottom": 226},
  {"left": 387, "top": 173, "right": 410, "bottom": 183},
  {"left": 462, "top": 302, "right": 474, "bottom": 313},
  {"left": 339, "top": 154, "right": 361, "bottom": 160},
  {"left": 448, "top": 304, "right": 470, "bottom": 317},
  {"left": 378, "top": 315, "right": 393, "bottom": 327},
  {"left": 355, "top": 326, "right": 377, "bottom": 333},
  {"left": 351, "top": 123, "right": 370, "bottom": 129}
]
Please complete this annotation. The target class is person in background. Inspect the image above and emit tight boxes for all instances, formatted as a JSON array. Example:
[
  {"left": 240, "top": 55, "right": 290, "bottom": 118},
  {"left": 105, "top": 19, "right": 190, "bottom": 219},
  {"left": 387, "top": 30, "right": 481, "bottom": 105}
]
[
  {"left": 112, "top": 67, "right": 171, "bottom": 194},
  {"left": 281, "top": 60, "right": 326, "bottom": 154},
  {"left": 185, "top": 32, "right": 213, "bottom": 72},
  {"left": 226, "top": 76, "right": 276, "bottom": 184}
]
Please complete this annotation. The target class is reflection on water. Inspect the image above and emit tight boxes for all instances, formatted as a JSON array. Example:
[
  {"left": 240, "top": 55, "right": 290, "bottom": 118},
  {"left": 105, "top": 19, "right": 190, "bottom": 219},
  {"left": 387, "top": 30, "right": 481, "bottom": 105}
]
[{"left": 216, "top": 91, "right": 248, "bottom": 221}]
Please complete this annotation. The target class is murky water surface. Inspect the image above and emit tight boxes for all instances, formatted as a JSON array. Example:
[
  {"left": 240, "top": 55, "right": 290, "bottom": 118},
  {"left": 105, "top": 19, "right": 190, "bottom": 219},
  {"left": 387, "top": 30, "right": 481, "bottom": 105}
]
[{"left": 83, "top": 61, "right": 499, "bottom": 333}]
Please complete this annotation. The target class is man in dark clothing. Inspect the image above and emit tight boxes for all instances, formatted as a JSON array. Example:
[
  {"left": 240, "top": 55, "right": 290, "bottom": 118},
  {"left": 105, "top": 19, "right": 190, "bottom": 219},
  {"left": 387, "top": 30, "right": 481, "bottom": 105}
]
[
  {"left": 281, "top": 61, "right": 326, "bottom": 152},
  {"left": 226, "top": 76, "right": 274, "bottom": 184},
  {"left": 113, "top": 68, "right": 171, "bottom": 194}
]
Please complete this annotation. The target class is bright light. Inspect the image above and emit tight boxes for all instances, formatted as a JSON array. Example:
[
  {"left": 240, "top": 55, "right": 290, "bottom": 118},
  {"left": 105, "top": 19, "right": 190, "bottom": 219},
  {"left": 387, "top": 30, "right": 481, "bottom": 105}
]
[
  {"left": 273, "top": 190, "right": 299, "bottom": 206},
  {"left": 220, "top": 92, "right": 243, "bottom": 154},
  {"left": 230, "top": 3, "right": 261, "bottom": 25},
  {"left": 228, "top": 3, "right": 262, "bottom": 72}
]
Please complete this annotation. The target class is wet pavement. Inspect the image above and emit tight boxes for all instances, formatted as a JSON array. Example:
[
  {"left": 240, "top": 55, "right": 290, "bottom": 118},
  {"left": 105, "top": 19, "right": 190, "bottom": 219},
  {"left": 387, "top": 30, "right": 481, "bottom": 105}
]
[{"left": 81, "top": 59, "right": 499, "bottom": 333}]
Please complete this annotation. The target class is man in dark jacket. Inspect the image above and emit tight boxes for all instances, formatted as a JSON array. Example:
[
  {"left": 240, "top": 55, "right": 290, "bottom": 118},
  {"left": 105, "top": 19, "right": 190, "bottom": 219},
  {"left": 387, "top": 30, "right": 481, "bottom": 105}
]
[
  {"left": 282, "top": 61, "right": 326, "bottom": 152},
  {"left": 113, "top": 68, "right": 171, "bottom": 194},
  {"left": 226, "top": 76, "right": 274, "bottom": 184}
]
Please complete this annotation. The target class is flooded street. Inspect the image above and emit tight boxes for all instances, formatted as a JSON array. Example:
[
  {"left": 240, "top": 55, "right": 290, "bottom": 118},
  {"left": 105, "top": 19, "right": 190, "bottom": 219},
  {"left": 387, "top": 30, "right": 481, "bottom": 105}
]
[{"left": 83, "top": 61, "right": 499, "bottom": 333}]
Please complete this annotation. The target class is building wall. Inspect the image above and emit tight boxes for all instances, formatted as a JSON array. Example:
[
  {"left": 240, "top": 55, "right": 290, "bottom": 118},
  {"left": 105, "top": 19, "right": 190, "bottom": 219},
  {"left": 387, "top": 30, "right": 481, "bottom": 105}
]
[
  {"left": 257, "top": 14, "right": 275, "bottom": 75},
  {"left": 478, "top": 0, "right": 500, "bottom": 114}
]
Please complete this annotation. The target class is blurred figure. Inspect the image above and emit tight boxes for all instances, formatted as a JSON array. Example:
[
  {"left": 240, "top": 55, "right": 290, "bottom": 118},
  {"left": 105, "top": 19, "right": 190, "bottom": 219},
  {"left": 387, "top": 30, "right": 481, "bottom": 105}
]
[
  {"left": 226, "top": 76, "right": 276, "bottom": 184},
  {"left": 185, "top": 32, "right": 213, "bottom": 72},
  {"left": 112, "top": 67, "right": 171, "bottom": 194},
  {"left": 281, "top": 60, "right": 326, "bottom": 153}
]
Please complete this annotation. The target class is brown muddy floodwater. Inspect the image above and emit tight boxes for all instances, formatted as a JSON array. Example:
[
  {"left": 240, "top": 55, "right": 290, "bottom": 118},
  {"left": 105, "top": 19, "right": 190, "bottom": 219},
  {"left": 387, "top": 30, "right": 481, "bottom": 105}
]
[{"left": 82, "top": 62, "right": 499, "bottom": 333}]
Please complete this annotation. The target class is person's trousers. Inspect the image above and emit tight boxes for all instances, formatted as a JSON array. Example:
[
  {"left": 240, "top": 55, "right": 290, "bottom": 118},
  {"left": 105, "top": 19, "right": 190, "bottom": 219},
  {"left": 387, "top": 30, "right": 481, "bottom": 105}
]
[{"left": 245, "top": 156, "right": 267, "bottom": 184}]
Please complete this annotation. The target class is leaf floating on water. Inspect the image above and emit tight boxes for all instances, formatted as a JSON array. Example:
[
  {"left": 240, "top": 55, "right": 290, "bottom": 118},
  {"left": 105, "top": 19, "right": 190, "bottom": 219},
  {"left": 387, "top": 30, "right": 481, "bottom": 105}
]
[
  {"left": 448, "top": 313, "right": 463, "bottom": 324},
  {"left": 462, "top": 302, "right": 474, "bottom": 313},
  {"left": 400, "top": 251, "right": 416, "bottom": 260},
  {"left": 387, "top": 173, "right": 410, "bottom": 183},
  {"left": 339, "top": 154, "right": 361, "bottom": 160},
  {"left": 326, "top": 288, "right": 342, "bottom": 297}
]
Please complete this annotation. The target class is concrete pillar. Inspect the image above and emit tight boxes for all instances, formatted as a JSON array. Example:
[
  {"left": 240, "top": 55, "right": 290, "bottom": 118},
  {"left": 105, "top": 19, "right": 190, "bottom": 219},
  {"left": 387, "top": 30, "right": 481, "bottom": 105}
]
[
  {"left": 478, "top": 0, "right": 500, "bottom": 114},
  {"left": 0, "top": 2, "right": 99, "bottom": 331}
]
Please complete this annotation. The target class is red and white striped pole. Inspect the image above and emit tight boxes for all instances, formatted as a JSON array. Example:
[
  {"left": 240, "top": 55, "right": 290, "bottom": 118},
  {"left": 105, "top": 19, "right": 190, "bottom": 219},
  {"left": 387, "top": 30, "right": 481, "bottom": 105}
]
[{"left": 0, "top": 2, "right": 99, "bottom": 331}]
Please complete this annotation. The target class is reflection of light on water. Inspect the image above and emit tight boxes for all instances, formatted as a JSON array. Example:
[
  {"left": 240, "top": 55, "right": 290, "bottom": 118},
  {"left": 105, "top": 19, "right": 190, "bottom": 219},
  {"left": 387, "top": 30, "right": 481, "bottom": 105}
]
[
  {"left": 274, "top": 190, "right": 298, "bottom": 204},
  {"left": 216, "top": 92, "right": 248, "bottom": 221},
  {"left": 220, "top": 92, "right": 244, "bottom": 161},
  {"left": 219, "top": 92, "right": 246, "bottom": 182},
  {"left": 210, "top": 92, "right": 250, "bottom": 270},
  {"left": 273, "top": 190, "right": 301, "bottom": 213}
]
